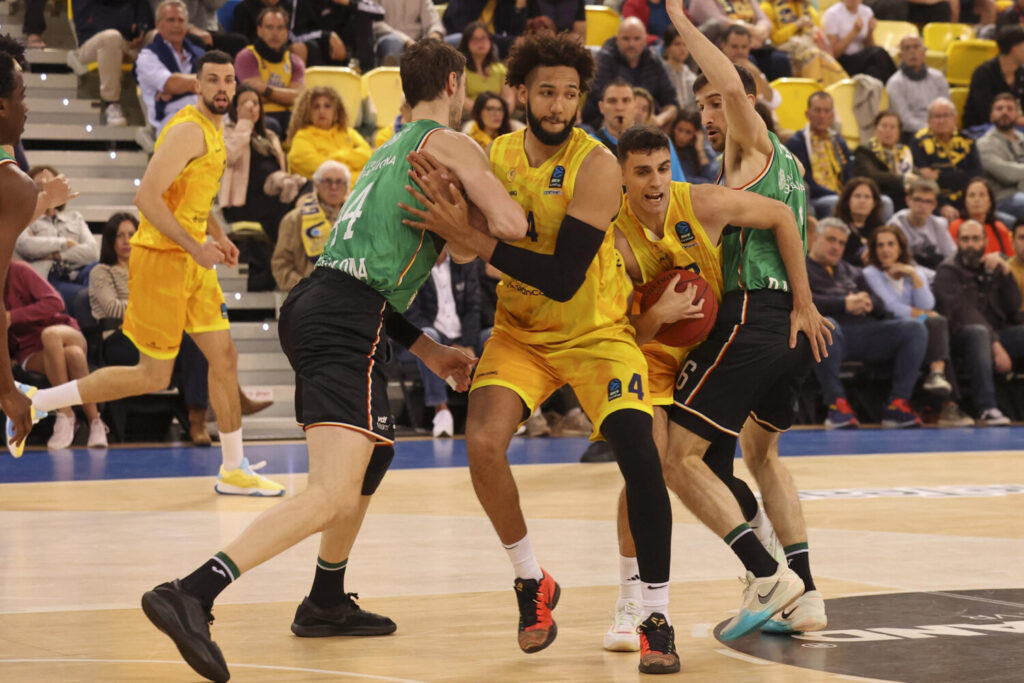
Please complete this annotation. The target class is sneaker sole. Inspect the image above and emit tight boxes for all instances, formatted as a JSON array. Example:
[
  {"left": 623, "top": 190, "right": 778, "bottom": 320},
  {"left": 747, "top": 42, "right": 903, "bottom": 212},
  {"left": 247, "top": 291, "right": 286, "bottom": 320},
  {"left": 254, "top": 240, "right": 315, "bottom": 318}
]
[
  {"left": 881, "top": 420, "right": 921, "bottom": 429},
  {"left": 719, "top": 581, "right": 804, "bottom": 641},
  {"left": 141, "top": 590, "right": 230, "bottom": 683},
  {"left": 761, "top": 615, "right": 827, "bottom": 634},
  {"left": 214, "top": 482, "right": 285, "bottom": 496},
  {"left": 602, "top": 633, "right": 640, "bottom": 652},
  {"left": 290, "top": 621, "right": 397, "bottom": 637},
  {"left": 639, "top": 656, "right": 681, "bottom": 674},
  {"left": 520, "top": 582, "right": 561, "bottom": 654}
]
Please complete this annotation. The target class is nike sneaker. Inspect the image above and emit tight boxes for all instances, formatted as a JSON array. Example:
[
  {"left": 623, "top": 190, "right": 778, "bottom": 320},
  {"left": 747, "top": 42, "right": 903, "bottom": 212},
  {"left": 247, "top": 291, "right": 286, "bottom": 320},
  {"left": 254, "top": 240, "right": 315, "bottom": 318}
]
[
  {"left": 762, "top": 590, "right": 827, "bottom": 634},
  {"left": 515, "top": 568, "right": 560, "bottom": 653},
  {"left": 719, "top": 565, "right": 803, "bottom": 641}
]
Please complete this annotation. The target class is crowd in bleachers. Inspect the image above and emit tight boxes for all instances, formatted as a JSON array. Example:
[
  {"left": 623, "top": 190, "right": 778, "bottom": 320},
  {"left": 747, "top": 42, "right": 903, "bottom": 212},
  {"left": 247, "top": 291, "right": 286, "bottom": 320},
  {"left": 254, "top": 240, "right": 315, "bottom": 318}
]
[{"left": 9, "top": 0, "right": 1024, "bottom": 445}]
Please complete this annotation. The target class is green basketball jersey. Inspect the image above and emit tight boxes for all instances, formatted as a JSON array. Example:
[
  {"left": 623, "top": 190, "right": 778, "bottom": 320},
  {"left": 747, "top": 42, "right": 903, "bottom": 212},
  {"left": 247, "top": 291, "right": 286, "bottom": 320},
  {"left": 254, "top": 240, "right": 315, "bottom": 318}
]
[
  {"left": 317, "top": 119, "right": 445, "bottom": 312},
  {"left": 719, "top": 131, "right": 807, "bottom": 294},
  {"left": 0, "top": 146, "right": 16, "bottom": 166}
]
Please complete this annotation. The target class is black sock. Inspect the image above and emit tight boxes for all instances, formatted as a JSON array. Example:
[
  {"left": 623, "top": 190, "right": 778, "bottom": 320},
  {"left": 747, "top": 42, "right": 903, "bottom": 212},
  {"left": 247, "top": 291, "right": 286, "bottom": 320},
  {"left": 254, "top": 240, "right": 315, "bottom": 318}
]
[
  {"left": 180, "top": 552, "right": 238, "bottom": 609},
  {"left": 785, "top": 543, "right": 816, "bottom": 592},
  {"left": 725, "top": 524, "right": 778, "bottom": 577},
  {"left": 309, "top": 557, "right": 347, "bottom": 608}
]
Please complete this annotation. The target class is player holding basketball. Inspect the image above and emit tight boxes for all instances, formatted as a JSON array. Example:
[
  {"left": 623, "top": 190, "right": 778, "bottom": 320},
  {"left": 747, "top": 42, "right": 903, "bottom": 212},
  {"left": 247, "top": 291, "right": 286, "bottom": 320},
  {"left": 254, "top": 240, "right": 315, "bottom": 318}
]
[
  {"left": 402, "top": 33, "right": 679, "bottom": 674},
  {"left": 137, "top": 40, "right": 525, "bottom": 683},
  {"left": 603, "top": 125, "right": 815, "bottom": 649},
  {"left": 659, "top": 0, "right": 833, "bottom": 639}
]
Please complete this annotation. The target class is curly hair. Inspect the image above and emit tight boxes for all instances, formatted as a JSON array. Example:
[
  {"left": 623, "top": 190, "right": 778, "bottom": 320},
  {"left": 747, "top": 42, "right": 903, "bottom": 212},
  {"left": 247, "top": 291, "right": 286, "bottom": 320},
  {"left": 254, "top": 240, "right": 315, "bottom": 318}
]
[
  {"left": 505, "top": 31, "right": 595, "bottom": 94},
  {"left": 286, "top": 86, "right": 349, "bottom": 146},
  {"left": 0, "top": 33, "right": 27, "bottom": 100}
]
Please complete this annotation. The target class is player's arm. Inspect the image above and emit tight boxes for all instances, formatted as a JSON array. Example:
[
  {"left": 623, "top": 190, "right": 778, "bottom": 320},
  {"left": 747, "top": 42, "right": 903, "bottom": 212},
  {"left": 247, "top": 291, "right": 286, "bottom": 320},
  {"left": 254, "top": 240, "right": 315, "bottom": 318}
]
[
  {"left": 664, "top": 0, "right": 771, "bottom": 157},
  {"left": 134, "top": 123, "right": 224, "bottom": 269},
  {"left": 384, "top": 308, "right": 476, "bottom": 392},
  {"left": 206, "top": 213, "right": 240, "bottom": 267}
]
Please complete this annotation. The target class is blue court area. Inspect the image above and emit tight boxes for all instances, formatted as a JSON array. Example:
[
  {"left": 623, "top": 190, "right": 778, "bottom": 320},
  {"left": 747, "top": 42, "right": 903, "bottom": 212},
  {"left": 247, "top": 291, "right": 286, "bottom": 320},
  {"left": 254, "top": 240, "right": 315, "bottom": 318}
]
[{"left": 1, "top": 427, "right": 1022, "bottom": 484}]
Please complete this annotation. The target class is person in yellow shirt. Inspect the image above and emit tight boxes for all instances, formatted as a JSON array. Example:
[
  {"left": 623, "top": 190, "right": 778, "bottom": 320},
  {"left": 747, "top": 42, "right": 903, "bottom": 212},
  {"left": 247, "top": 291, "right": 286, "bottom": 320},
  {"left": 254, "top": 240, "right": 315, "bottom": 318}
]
[
  {"left": 463, "top": 91, "right": 513, "bottom": 148},
  {"left": 457, "top": 21, "right": 516, "bottom": 117},
  {"left": 761, "top": 0, "right": 847, "bottom": 85},
  {"left": 285, "top": 86, "right": 372, "bottom": 181}
]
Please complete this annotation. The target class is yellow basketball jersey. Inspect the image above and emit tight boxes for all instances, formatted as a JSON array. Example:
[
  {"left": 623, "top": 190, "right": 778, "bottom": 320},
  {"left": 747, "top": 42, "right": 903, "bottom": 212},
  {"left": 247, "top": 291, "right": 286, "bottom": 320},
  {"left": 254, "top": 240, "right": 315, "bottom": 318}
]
[
  {"left": 489, "top": 127, "right": 632, "bottom": 347},
  {"left": 246, "top": 46, "right": 294, "bottom": 113},
  {"left": 615, "top": 181, "right": 724, "bottom": 371},
  {"left": 134, "top": 106, "right": 226, "bottom": 252}
]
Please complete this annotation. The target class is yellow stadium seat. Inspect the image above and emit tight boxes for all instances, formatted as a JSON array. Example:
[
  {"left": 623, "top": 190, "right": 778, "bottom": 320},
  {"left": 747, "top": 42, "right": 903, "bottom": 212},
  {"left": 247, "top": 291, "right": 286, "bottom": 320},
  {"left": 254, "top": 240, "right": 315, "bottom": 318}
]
[
  {"left": 436, "top": 3, "right": 447, "bottom": 18},
  {"left": 824, "top": 78, "right": 862, "bottom": 148},
  {"left": 922, "top": 22, "right": 974, "bottom": 51},
  {"left": 304, "top": 66, "right": 364, "bottom": 127},
  {"left": 996, "top": 0, "right": 1012, "bottom": 10},
  {"left": 873, "top": 20, "right": 919, "bottom": 56},
  {"left": 363, "top": 67, "right": 403, "bottom": 128},
  {"left": 946, "top": 39, "right": 998, "bottom": 86},
  {"left": 817, "top": 0, "right": 840, "bottom": 10},
  {"left": 771, "top": 78, "right": 822, "bottom": 132},
  {"left": 950, "top": 86, "right": 968, "bottom": 127},
  {"left": 585, "top": 5, "right": 620, "bottom": 47}
]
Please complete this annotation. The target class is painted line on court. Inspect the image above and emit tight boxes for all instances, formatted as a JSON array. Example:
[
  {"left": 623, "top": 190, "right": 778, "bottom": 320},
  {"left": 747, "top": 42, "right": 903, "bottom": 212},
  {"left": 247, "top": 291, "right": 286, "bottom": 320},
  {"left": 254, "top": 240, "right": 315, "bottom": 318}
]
[
  {"left": 0, "top": 659, "right": 426, "bottom": 682},
  {"left": 713, "top": 648, "right": 770, "bottom": 665},
  {"left": 690, "top": 622, "right": 711, "bottom": 638},
  {"left": 926, "top": 591, "right": 1024, "bottom": 609}
]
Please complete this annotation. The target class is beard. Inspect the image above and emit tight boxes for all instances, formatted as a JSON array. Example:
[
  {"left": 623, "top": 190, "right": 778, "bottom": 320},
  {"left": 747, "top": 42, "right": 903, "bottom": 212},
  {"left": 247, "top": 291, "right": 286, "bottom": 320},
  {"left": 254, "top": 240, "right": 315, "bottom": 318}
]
[
  {"left": 204, "top": 94, "right": 230, "bottom": 116},
  {"left": 995, "top": 115, "right": 1016, "bottom": 132},
  {"left": 959, "top": 247, "right": 984, "bottom": 269},
  {"left": 526, "top": 100, "right": 575, "bottom": 147}
]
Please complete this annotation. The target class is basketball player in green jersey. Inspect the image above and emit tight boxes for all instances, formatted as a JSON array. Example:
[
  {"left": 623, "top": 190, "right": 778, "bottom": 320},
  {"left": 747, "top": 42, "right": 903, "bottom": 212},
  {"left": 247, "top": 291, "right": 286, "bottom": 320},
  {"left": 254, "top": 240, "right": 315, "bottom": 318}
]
[
  {"left": 139, "top": 40, "right": 526, "bottom": 683},
  {"left": 661, "top": 0, "right": 834, "bottom": 640}
]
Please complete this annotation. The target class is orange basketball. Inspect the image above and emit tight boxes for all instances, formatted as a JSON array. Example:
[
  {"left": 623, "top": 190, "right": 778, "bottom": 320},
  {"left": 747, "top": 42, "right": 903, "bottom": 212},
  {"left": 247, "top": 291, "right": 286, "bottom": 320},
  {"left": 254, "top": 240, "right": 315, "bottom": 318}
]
[{"left": 639, "top": 268, "right": 718, "bottom": 347}]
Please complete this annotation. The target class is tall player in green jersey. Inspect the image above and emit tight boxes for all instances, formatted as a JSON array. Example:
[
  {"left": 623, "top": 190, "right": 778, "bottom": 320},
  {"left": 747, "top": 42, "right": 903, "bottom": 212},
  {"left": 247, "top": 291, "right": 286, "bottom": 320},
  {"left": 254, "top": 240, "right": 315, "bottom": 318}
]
[
  {"left": 139, "top": 40, "right": 527, "bottom": 683},
  {"left": 659, "top": 0, "right": 835, "bottom": 641}
]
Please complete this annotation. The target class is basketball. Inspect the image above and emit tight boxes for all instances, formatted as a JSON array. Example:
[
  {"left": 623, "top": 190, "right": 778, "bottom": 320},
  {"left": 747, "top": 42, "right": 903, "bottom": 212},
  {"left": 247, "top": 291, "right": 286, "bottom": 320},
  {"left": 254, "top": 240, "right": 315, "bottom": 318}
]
[{"left": 639, "top": 268, "right": 718, "bottom": 347}]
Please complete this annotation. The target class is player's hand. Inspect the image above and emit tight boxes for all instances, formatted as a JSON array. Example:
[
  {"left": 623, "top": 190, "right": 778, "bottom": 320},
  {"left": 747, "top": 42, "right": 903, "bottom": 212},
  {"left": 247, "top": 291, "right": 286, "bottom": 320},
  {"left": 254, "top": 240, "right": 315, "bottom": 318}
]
[
  {"left": 400, "top": 179, "right": 472, "bottom": 244},
  {"left": 665, "top": 0, "right": 689, "bottom": 26},
  {"left": 412, "top": 337, "right": 478, "bottom": 392},
  {"left": 190, "top": 240, "right": 226, "bottom": 269},
  {"left": 216, "top": 234, "right": 240, "bottom": 268},
  {"left": 0, "top": 384, "right": 32, "bottom": 450},
  {"left": 651, "top": 276, "right": 704, "bottom": 324},
  {"left": 407, "top": 150, "right": 465, "bottom": 197},
  {"left": 791, "top": 301, "right": 833, "bottom": 362}
]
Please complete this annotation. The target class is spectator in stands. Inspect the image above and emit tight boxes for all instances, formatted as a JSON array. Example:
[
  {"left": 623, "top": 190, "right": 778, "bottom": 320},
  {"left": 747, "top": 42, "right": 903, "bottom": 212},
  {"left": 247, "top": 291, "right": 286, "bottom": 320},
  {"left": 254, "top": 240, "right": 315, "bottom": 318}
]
[
  {"left": 376, "top": 0, "right": 446, "bottom": 64},
  {"left": 235, "top": 5, "right": 305, "bottom": 135},
  {"left": 527, "top": 0, "right": 586, "bottom": 41},
  {"left": 592, "top": 78, "right": 637, "bottom": 153},
  {"left": 23, "top": 0, "right": 47, "bottom": 48},
  {"left": 761, "top": 0, "right": 847, "bottom": 86},
  {"left": 68, "top": 0, "right": 154, "bottom": 126},
  {"left": 912, "top": 99, "right": 983, "bottom": 222},
  {"left": 890, "top": 178, "right": 957, "bottom": 271},
  {"left": 293, "top": 0, "right": 385, "bottom": 69},
  {"left": 661, "top": 24, "right": 698, "bottom": 111},
  {"left": 886, "top": 34, "right": 950, "bottom": 141},
  {"left": 233, "top": 0, "right": 346, "bottom": 67},
  {"left": 442, "top": 0, "right": 525, "bottom": 57},
  {"left": 375, "top": 98, "right": 412, "bottom": 147},
  {"left": 633, "top": 86, "right": 655, "bottom": 125},
  {"left": 582, "top": 17, "right": 679, "bottom": 129},
  {"left": 863, "top": 0, "right": 952, "bottom": 23},
  {"left": 933, "top": 219, "right": 1023, "bottom": 425},
  {"left": 179, "top": 0, "right": 248, "bottom": 56},
  {"left": 854, "top": 110, "right": 916, "bottom": 211},
  {"left": 949, "top": 178, "right": 1015, "bottom": 257},
  {"left": 6, "top": 261, "right": 108, "bottom": 448},
  {"left": 272, "top": 160, "right": 349, "bottom": 292},
  {"left": 16, "top": 167, "right": 100, "bottom": 329},
  {"left": 963, "top": 25, "right": 1024, "bottom": 130},
  {"left": 135, "top": 0, "right": 204, "bottom": 134},
  {"left": 286, "top": 86, "right": 371, "bottom": 182},
  {"left": 834, "top": 176, "right": 887, "bottom": 265},
  {"left": 89, "top": 212, "right": 213, "bottom": 444},
  {"left": 458, "top": 22, "right": 516, "bottom": 116},
  {"left": 1011, "top": 218, "right": 1024, "bottom": 306},
  {"left": 807, "top": 217, "right": 927, "bottom": 429},
  {"left": 863, "top": 225, "right": 975, "bottom": 426},
  {"left": 978, "top": 93, "right": 1024, "bottom": 221},
  {"left": 404, "top": 248, "right": 481, "bottom": 438},
  {"left": 688, "top": 0, "right": 792, "bottom": 79},
  {"left": 785, "top": 91, "right": 854, "bottom": 218},
  {"left": 821, "top": 0, "right": 896, "bottom": 83},
  {"left": 672, "top": 108, "right": 719, "bottom": 183},
  {"left": 997, "top": 0, "right": 1024, "bottom": 28},
  {"left": 221, "top": 85, "right": 304, "bottom": 242},
  {"left": 719, "top": 24, "right": 778, "bottom": 107},
  {"left": 622, "top": 0, "right": 672, "bottom": 44},
  {"left": 465, "top": 92, "right": 514, "bottom": 148}
]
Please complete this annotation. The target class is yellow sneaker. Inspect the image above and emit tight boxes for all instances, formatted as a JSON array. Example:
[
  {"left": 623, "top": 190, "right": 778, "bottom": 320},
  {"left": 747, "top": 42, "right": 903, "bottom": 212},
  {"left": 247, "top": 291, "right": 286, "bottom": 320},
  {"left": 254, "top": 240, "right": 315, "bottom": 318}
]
[
  {"left": 5, "top": 383, "right": 47, "bottom": 458},
  {"left": 214, "top": 457, "right": 285, "bottom": 496}
]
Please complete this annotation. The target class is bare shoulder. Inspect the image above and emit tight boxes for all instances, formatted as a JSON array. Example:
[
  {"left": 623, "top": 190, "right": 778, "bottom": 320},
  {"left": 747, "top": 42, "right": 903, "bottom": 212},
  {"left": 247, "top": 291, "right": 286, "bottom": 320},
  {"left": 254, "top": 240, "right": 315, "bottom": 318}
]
[
  {"left": 422, "top": 128, "right": 489, "bottom": 169},
  {"left": 577, "top": 143, "right": 620, "bottom": 190},
  {"left": 0, "top": 163, "right": 37, "bottom": 206}
]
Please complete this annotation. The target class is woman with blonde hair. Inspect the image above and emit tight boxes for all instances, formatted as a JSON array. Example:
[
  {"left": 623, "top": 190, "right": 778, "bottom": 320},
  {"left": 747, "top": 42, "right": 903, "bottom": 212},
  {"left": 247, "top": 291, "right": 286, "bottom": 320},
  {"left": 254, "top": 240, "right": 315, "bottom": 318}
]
[{"left": 286, "top": 86, "right": 372, "bottom": 181}]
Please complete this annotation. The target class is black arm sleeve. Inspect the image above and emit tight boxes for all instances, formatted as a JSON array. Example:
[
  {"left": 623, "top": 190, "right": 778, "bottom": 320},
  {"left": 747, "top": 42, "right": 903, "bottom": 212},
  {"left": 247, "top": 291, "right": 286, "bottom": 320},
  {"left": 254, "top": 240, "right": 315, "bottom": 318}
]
[
  {"left": 384, "top": 307, "right": 423, "bottom": 350},
  {"left": 489, "top": 215, "right": 606, "bottom": 303}
]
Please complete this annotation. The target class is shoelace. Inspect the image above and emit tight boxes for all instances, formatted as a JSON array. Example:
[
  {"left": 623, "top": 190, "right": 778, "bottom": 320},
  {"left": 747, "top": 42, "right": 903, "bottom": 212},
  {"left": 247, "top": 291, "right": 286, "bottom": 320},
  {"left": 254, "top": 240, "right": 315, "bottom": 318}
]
[
  {"left": 641, "top": 622, "right": 676, "bottom": 655},
  {"left": 613, "top": 603, "right": 642, "bottom": 631}
]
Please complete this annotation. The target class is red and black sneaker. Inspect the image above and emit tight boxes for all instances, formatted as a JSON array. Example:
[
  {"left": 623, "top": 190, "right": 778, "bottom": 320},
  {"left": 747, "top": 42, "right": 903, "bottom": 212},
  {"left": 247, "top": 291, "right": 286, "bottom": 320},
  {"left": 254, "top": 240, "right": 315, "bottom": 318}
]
[
  {"left": 514, "top": 568, "right": 561, "bottom": 653},
  {"left": 638, "top": 612, "right": 680, "bottom": 674}
]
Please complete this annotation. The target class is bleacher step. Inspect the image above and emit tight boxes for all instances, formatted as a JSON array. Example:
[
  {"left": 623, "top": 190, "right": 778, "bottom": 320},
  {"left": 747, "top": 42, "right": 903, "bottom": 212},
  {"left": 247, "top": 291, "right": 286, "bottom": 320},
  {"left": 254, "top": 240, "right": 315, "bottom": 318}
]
[
  {"left": 238, "top": 416, "right": 303, "bottom": 440},
  {"left": 24, "top": 122, "right": 145, "bottom": 142}
]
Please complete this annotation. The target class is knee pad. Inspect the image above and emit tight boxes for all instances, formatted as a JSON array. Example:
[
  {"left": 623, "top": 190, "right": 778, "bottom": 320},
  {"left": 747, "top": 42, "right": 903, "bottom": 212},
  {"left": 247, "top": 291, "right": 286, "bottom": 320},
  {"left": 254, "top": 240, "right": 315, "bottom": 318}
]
[{"left": 361, "top": 444, "right": 395, "bottom": 495}]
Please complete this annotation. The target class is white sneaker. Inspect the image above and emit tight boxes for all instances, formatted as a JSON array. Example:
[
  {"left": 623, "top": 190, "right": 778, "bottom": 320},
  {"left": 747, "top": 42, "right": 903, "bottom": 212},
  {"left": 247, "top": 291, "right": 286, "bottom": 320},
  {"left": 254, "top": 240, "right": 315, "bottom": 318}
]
[
  {"left": 761, "top": 590, "right": 827, "bottom": 634},
  {"left": 922, "top": 370, "right": 952, "bottom": 397},
  {"left": 977, "top": 407, "right": 1011, "bottom": 426},
  {"left": 719, "top": 565, "right": 804, "bottom": 641},
  {"left": 47, "top": 413, "right": 77, "bottom": 450},
  {"left": 432, "top": 408, "right": 453, "bottom": 438},
  {"left": 87, "top": 418, "right": 108, "bottom": 448},
  {"left": 104, "top": 102, "right": 127, "bottom": 126},
  {"left": 65, "top": 50, "right": 87, "bottom": 75},
  {"left": 603, "top": 599, "right": 642, "bottom": 652},
  {"left": 524, "top": 409, "right": 550, "bottom": 437},
  {"left": 750, "top": 508, "right": 786, "bottom": 565}
]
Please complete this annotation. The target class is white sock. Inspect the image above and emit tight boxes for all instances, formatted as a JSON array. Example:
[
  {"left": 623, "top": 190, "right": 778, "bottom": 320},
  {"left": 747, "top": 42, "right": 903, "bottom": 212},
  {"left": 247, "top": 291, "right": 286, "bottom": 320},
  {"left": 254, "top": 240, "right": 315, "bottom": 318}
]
[
  {"left": 618, "top": 555, "right": 641, "bottom": 604},
  {"left": 219, "top": 428, "right": 244, "bottom": 470},
  {"left": 503, "top": 534, "right": 543, "bottom": 581},
  {"left": 31, "top": 381, "right": 82, "bottom": 413},
  {"left": 641, "top": 581, "right": 671, "bottom": 624}
]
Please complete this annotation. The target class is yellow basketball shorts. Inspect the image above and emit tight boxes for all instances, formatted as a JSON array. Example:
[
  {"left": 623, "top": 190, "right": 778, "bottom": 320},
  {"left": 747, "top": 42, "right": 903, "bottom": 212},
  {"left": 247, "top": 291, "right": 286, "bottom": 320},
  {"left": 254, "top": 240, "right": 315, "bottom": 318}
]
[
  {"left": 645, "top": 352, "right": 679, "bottom": 406},
  {"left": 122, "top": 246, "right": 229, "bottom": 359},
  {"left": 471, "top": 327, "right": 653, "bottom": 440}
]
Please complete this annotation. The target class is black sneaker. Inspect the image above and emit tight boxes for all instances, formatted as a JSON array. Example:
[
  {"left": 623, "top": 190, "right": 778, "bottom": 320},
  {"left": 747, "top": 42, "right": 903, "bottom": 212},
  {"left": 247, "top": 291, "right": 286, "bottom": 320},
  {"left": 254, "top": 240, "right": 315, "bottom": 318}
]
[
  {"left": 141, "top": 580, "right": 229, "bottom": 683},
  {"left": 638, "top": 613, "right": 680, "bottom": 674},
  {"left": 290, "top": 593, "right": 397, "bottom": 637},
  {"left": 515, "top": 568, "right": 561, "bottom": 652}
]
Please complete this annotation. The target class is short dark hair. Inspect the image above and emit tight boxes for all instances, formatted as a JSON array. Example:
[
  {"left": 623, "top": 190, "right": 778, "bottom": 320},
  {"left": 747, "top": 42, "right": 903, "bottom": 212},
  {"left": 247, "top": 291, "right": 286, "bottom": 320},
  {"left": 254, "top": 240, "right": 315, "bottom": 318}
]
[
  {"left": 808, "top": 91, "right": 832, "bottom": 109},
  {"left": 693, "top": 64, "right": 757, "bottom": 98},
  {"left": 617, "top": 125, "right": 670, "bottom": 163},
  {"left": 867, "top": 224, "right": 912, "bottom": 267},
  {"left": 834, "top": 177, "right": 883, "bottom": 228},
  {"left": 506, "top": 31, "right": 596, "bottom": 94},
  {"left": 0, "top": 34, "right": 27, "bottom": 101},
  {"left": 723, "top": 24, "right": 750, "bottom": 41},
  {"left": 992, "top": 92, "right": 1019, "bottom": 111},
  {"left": 401, "top": 39, "right": 467, "bottom": 108},
  {"left": 601, "top": 77, "right": 633, "bottom": 100},
  {"left": 873, "top": 108, "right": 901, "bottom": 128},
  {"left": 256, "top": 5, "right": 289, "bottom": 26},
  {"left": 196, "top": 49, "right": 233, "bottom": 74},
  {"left": 100, "top": 212, "right": 139, "bottom": 266},
  {"left": 663, "top": 24, "right": 680, "bottom": 46},
  {"left": 997, "top": 25, "right": 1024, "bottom": 54}
]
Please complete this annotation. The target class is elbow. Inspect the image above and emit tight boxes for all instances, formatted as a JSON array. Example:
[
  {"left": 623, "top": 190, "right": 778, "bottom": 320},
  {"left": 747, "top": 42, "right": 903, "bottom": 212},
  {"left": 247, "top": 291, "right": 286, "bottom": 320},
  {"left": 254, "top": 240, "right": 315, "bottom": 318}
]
[
  {"left": 494, "top": 214, "right": 528, "bottom": 242},
  {"left": 547, "top": 272, "right": 587, "bottom": 303}
]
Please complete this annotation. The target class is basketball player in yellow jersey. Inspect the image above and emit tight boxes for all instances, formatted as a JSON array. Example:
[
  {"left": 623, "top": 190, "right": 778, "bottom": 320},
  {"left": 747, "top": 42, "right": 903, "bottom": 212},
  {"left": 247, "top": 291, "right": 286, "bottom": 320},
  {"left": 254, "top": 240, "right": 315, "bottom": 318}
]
[
  {"left": 604, "top": 125, "right": 820, "bottom": 650},
  {"left": 14, "top": 51, "right": 283, "bottom": 496}
]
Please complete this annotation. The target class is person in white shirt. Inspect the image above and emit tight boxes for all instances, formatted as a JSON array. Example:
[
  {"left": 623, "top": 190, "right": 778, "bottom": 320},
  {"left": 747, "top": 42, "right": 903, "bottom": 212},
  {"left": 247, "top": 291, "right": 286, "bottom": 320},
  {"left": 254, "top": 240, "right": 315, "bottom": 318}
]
[
  {"left": 822, "top": 0, "right": 895, "bottom": 83},
  {"left": 134, "top": 0, "right": 203, "bottom": 133}
]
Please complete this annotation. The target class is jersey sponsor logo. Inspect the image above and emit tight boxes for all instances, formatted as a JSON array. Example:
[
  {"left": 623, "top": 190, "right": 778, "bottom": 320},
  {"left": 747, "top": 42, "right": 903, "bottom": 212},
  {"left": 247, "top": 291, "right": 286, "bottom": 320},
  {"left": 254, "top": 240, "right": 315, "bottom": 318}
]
[
  {"left": 543, "top": 189, "right": 562, "bottom": 195},
  {"left": 376, "top": 415, "right": 391, "bottom": 431},
  {"left": 363, "top": 153, "right": 397, "bottom": 175},
  {"left": 507, "top": 168, "right": 515, "bottom": 182},
  {"left": 320, "top": 256, "right": 369, "bottom": 280},
  {"left": 220, "top": 303, "right": 228, "bottom": 319},
  {"left": 608, "top": 378, "right": 622, "bottom": 400},
  {"left": 476, "top": 370, "right": 498, "bottom": 378},
  {"left": 674, "top": 221, "right": 696, "bottom": 245},
  {"left": 549, "top": 165, "right": 565, "bottom": 189}
]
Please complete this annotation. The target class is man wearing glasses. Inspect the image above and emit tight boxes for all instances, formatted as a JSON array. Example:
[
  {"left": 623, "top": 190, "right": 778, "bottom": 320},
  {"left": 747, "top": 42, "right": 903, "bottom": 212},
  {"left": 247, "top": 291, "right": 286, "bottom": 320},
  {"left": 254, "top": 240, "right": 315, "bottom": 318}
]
[
  {"left": 911, "top": 98, "right": 983, "bottom": 223},
  {"left": 889, "top": 178, "right": 958, "bottom": 272}
]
